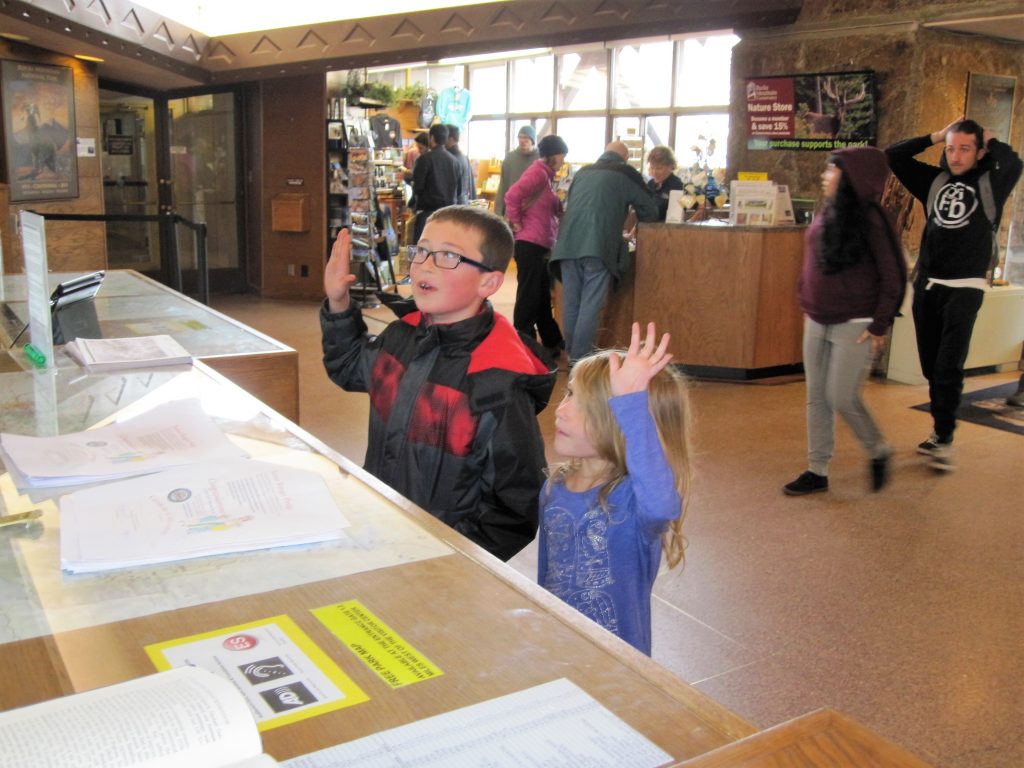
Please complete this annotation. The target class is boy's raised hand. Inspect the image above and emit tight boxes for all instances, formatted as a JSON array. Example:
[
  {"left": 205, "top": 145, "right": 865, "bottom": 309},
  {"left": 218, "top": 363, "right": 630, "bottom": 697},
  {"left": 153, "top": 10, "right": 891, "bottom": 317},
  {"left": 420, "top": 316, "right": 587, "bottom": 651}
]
[
  {"left": 324, "top": 228, "right": 357, "bottom": 313},
  {"left": 608, "top": 321, "right": 673, "bottom": 396}
]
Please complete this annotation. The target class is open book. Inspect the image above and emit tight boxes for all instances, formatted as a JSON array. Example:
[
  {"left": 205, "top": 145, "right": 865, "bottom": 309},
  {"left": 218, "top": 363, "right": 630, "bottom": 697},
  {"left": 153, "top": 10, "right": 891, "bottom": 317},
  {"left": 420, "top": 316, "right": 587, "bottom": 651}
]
[
  {"left": 0, "top": 666, "right": 277, "bottom": 767},
  {"left": 65, "top": 334, "right": 192, "bottom": 371}
]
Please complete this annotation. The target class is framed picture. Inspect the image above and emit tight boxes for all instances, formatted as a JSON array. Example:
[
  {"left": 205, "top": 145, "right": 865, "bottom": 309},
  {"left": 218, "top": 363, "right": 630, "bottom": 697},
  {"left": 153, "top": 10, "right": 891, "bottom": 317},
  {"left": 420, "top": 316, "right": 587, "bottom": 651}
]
[
  {"left": 1, "top": 60, "right": 79, "bottom": 202},
  {"left": 965, "top": 73, "right": 1016, "bottom": 143}
]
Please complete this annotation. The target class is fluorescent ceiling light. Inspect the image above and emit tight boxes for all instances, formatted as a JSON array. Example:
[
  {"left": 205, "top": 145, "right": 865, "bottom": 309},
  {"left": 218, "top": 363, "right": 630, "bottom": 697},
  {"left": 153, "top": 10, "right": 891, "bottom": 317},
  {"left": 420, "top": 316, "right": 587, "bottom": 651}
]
[
  {"left": 439, "top": 48, "right": 550, "bottom": 65},
  {"left": 367, "top": 62, "right": 429, "bottom": 73},
  {"left": 130, "top": 1, "right": 509, "bottom": 37}
]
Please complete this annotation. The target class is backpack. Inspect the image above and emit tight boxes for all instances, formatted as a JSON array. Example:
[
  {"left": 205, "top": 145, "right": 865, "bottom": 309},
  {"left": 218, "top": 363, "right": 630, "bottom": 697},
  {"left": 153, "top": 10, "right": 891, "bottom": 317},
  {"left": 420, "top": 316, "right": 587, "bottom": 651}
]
[{"left": 925, "top": 170, "right": 1000, "bottom": 273}]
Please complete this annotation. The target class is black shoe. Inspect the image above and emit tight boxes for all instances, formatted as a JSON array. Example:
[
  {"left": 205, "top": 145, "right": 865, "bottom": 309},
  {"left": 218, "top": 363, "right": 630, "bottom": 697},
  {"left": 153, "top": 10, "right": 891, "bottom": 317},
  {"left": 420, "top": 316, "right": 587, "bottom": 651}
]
[
  {"left": 783, "top": 471, "right": 828, "bottom": 496},
  {"left": 870, "top": 453, "right": 890, "bottom": 492},
  {"left": 1007, "top": 390, "right": 1024, "bottom": 408}
]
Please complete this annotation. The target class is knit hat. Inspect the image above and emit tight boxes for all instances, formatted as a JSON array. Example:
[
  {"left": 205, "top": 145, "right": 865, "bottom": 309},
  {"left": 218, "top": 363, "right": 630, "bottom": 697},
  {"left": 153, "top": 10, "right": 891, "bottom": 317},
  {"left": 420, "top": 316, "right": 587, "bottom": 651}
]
[
  {"left": 518, "top": 125, "right": 537, "bottom": 143},
  {"left": 537, "top": 134, "right": 569, "bottom": 158}
]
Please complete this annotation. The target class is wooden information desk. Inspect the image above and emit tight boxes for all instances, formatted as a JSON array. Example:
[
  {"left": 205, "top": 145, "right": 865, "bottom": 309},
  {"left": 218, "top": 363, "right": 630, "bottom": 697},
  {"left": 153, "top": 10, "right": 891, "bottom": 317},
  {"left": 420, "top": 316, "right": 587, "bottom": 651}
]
[
  {"left": 601, "top": 223, "right": 805, "bottom": 380},
  {"left": 0, "top": 362, "right": 934, "bottom": 766},
  {"left": 0, "top": 269, "right": 299, "bottom": 421}
]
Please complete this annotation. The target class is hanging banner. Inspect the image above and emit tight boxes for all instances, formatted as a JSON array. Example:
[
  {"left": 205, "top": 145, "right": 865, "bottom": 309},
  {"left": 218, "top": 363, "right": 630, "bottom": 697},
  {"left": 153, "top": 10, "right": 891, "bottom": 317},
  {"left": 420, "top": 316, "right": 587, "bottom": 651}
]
[{"left": 746, "top": 71, "right": 877, "bottom": 151}]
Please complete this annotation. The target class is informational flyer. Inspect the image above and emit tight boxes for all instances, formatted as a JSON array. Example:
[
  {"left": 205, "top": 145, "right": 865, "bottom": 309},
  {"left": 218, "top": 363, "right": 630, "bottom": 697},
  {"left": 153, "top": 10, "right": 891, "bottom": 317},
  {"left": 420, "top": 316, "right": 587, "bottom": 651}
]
[
  {"left": 146, "top": 615, "right": 369, "bottom": 730},
  {"left": 313, "top": 600, "right": 442, "bottom": 689},
  {"left": 746, "top": 70, "right": 877, "bottom": 151},
  {"left": 284, "top": 678, "right": 674, "bottom": 768}
]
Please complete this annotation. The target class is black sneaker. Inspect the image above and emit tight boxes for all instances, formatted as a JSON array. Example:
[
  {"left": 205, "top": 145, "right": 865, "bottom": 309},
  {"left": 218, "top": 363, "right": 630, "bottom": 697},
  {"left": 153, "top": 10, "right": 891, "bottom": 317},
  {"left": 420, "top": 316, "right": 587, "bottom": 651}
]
[
  {"left": 1007, "top": 390, "right": 1024, "bottom": 408},
  {"left": 917, "top": 433, "right": 941, "bottom": 455},
  {"left": 783, "top": 471, "right": 828, "bottom": 496},
  {"left": 870, "top": 453, "right": 890, "bottom": 492}
]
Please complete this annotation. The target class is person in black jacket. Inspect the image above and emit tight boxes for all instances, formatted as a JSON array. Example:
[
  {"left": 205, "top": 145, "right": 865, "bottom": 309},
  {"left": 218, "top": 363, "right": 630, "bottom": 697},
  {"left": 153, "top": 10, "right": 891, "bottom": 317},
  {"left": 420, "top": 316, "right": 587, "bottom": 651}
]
[
  {"left": 886, "top": 117, "right": 1022, "bottom": 471},
  {"left": 646, "top": 145, "right": 684, "bottom": 221},
  {"left": 322, "top": 206, "right": 556, "bottom": 561},
  {"left": 411, "top": 124, "right": 461, "bottom": 244},
  {"left": 444, "top": 124, "right": 475, "bottom": 205}
]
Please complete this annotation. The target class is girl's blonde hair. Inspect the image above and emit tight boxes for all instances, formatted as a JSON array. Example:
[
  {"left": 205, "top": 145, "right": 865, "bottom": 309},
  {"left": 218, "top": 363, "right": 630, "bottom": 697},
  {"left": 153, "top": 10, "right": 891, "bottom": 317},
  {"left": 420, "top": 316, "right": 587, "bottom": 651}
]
[{"left": 550, "top": 350, "right": 692, "bottom": 568}]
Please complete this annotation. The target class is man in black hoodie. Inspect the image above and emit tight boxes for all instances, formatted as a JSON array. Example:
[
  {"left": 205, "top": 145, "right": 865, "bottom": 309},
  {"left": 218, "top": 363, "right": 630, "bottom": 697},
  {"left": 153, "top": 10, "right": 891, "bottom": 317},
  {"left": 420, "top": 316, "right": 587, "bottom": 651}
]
[{"left": 886, "top": 117, "right": 1022, "bottom": 471}]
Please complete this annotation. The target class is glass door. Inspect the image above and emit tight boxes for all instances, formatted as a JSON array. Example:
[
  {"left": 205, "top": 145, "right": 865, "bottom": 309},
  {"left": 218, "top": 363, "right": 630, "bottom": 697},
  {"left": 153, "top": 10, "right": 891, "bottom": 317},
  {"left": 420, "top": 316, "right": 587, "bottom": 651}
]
[
  {"left": 99, "top": 86, "right": 246, "bottom": 296},
  {"left": 167, "top": 91, "right": 245, "bottom": 294},
  {"left": 100, "top": 90, "right": 160, "bottom": 273}
]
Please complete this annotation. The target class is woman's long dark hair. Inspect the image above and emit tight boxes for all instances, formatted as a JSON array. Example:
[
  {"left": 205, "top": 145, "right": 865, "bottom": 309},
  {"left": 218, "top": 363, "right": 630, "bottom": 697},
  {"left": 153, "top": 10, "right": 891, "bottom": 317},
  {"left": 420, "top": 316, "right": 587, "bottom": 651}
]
[{"left": 817, "top": 161, "right": 869, "bottom": 275}]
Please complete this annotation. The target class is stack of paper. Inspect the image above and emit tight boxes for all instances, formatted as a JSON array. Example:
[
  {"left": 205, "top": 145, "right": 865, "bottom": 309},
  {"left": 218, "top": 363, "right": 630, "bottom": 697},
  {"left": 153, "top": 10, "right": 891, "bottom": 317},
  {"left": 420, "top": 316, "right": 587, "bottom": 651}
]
[
  {"left": 65, "top": 334, "right": 192, "bottom": 371},
  {"left": 0, "top": 399, "right": 246, "bottom": 488},
  {"left": 728, "top": 180, "right": 798, "bottom": 226},
  {"left": 60, "top": 458, "right": 350, "bottom": 573}
]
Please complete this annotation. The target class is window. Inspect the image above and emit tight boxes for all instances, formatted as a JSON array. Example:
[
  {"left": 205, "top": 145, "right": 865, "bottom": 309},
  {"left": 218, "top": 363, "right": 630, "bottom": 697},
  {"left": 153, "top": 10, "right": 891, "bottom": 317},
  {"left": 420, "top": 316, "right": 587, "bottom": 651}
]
[
  {"left": 511, "top": 55, "right": 554, "bottom": 112},
  {"left": 614, "top": 42, "right": 673, "bottom": 108},
  {"left": 469, "top": 62, "right": 506, "bottom": 114},
  {"left": 555, "top": 116, "right": 606, "bottom": 165},
  {"left": 466, "top": 119, "right": 505, "bottom": 161},
  {"left": 676, "top": 34, "right": 739, "bottom": 107},
  {"left": 557, "top": 50, "right": 608, "bottom": 111},
  {"left": 674, "top": 114, "right": 730, "bottom": 174}
]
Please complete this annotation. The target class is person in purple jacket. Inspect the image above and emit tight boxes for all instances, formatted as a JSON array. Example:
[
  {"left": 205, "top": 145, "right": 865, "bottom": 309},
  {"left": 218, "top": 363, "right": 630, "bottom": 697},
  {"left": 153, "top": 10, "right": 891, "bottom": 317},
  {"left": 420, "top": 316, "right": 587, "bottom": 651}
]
[
  {"left": 784, "top": 147, "right": 907, "bottom": 497},
  {"left": 504, "top": 134, "right": 569, "bottom": 360}
]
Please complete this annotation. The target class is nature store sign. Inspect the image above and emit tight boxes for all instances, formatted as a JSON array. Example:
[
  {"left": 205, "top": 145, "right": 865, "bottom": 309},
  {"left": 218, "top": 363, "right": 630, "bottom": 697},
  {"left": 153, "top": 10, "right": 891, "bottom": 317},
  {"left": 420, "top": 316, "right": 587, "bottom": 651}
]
[{"left": 746, "top": 71, "right": 877, "bottom": 151}]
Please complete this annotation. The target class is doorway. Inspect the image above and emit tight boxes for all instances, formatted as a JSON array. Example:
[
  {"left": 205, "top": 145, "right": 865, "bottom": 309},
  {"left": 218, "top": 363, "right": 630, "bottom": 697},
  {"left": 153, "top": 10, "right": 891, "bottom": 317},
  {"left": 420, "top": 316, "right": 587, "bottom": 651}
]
[{"left": 99, "top": 86, "right": 247, "bottom": 297}]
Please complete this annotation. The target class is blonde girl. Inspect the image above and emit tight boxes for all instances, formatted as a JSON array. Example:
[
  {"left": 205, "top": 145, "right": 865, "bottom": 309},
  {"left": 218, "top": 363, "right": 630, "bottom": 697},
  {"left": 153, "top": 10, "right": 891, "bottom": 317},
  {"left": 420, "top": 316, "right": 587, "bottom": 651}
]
[{"left": 538, "top": 322, "right": 691, "bottom": 654}]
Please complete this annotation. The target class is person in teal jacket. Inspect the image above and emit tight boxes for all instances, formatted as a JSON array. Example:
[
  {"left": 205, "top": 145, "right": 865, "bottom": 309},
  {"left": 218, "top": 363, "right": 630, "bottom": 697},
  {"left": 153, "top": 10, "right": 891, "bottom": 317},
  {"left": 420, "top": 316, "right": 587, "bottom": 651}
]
[{"left": 550, "top": 141, "right": 659, "bottom": 364}]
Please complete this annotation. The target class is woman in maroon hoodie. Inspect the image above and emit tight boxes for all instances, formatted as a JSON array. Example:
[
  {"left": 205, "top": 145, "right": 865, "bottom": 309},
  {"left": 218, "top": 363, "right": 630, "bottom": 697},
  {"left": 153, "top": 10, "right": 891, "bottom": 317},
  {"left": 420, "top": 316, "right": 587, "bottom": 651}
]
[{"left": 784, "top": 147, "right": 907, "bottom": 496}]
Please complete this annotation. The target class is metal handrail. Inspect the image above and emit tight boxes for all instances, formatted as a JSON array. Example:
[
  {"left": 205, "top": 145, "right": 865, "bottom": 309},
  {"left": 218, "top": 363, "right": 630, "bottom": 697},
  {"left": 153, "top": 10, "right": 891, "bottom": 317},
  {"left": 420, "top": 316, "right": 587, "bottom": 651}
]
[{"left": 27, "top": 210, "right": 210, "bottom": 304}]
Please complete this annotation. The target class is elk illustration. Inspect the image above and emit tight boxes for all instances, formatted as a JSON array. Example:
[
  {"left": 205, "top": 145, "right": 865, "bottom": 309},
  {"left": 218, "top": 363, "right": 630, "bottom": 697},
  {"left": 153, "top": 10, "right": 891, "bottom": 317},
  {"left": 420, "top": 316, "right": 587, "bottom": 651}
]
[
  {"left": 17, "top": 102, "right": 69, "bottom": 180},
  {"left": 803, "top": 76, "right": 867, "bottom": 139}
]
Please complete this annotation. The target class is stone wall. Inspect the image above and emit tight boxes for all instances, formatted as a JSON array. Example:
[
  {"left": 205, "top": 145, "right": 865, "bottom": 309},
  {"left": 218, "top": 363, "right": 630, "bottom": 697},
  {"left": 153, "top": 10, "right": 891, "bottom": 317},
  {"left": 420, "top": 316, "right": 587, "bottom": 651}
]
[{"left": 729, "top": 2, "right": 1023, "bottom": 258}]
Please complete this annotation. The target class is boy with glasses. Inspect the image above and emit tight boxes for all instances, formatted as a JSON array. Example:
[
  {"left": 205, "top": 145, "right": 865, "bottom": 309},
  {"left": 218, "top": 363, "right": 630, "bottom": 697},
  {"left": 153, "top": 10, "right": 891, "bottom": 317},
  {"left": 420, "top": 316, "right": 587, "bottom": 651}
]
[{"left": 322, "top": 205, "right": 556, "bottom": 560}]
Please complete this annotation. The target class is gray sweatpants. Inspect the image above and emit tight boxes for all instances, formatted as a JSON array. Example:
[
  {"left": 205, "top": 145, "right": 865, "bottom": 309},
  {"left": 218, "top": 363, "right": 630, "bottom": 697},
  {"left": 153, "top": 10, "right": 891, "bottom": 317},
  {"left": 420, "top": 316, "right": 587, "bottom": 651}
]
[{"left": 803, "top": 317, "right": 888, "bottom": 476}]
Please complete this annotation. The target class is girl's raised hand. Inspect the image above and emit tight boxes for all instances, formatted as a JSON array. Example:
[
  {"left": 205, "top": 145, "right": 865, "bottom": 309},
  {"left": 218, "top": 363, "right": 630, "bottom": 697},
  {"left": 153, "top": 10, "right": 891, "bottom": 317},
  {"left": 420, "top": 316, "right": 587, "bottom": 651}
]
[
  {"left": 324, "top": 228, "right": 357, "bottom": 313},
  {"left": 608, "top": 321, "right": 673, "bottom": 396}
]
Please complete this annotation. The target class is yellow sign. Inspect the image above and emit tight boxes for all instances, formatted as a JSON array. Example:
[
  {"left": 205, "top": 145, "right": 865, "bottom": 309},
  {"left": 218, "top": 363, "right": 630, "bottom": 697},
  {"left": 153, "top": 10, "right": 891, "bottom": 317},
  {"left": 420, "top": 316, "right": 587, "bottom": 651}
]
[
  {"left": 146, "top": 614, "right": 368, "bottom": 730},
  {"left": 313, "top": 600, "right": 443, "bottom": 688},
  {"left": 737, "top": 171, "right": 769, "bottom": 181}
]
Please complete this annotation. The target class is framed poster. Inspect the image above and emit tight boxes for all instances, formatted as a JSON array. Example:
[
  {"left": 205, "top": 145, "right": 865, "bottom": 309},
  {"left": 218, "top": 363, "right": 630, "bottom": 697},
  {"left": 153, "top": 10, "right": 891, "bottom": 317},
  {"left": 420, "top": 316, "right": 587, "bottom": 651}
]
[
  {"left": 746, "top": 70, "right": 877, "bottom": 151},
  {"left": 965, "top": 73, "right": 1016, "bottom": 143},
  {"left": 2, "top": 60, "right": 79, "bottom": 202}
]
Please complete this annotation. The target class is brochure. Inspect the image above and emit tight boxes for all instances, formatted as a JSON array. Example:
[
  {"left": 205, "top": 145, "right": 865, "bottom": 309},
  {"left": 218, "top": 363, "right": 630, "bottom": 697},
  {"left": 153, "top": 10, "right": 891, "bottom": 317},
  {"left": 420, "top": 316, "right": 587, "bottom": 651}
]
[{"left": 60, "top": 458, "right": 350, "bottom": 573}]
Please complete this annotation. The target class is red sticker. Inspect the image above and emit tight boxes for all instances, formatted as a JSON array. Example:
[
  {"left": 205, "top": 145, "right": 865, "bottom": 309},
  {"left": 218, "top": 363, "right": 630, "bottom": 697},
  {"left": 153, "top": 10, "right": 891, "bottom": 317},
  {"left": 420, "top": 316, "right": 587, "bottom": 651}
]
[{"left": 223, "top": 633, "right": 259, "bottom": 651}]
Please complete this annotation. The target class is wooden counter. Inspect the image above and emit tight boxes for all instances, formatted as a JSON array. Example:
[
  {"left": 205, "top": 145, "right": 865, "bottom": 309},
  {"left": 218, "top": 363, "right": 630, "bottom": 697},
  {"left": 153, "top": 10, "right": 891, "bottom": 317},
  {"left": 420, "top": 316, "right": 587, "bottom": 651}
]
[
  {"left": 602, "top": 223, "right": 806, "bottom": 379},
  {"left": 0, "top": 360, "right": 934, "bottom": 767}
]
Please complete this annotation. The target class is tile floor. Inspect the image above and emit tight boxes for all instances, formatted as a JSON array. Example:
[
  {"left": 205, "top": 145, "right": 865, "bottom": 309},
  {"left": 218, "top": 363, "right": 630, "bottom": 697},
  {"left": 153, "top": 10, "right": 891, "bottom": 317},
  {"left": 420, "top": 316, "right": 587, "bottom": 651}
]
[{"left": 212, "top": 278, "right": 1023, "bottom": 768}]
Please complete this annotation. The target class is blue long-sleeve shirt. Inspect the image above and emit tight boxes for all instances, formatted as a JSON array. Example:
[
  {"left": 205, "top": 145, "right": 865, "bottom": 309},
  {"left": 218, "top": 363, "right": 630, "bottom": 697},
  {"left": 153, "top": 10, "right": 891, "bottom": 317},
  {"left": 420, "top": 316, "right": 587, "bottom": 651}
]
[{"left": 537, "top": 391, "right": 682, "bottom": 655}]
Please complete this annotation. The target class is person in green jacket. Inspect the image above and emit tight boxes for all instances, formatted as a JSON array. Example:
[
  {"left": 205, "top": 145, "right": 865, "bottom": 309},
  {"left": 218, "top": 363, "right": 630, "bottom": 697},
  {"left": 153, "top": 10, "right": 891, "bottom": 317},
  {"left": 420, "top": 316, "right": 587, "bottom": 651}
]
[{"left": 551, "top": 141, "right": 659, "bottom": 364}]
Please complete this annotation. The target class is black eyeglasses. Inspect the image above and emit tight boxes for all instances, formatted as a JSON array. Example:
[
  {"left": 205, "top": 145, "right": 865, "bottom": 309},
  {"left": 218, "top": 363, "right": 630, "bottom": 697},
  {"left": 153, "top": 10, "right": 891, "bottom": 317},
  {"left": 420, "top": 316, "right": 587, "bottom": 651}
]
[{"left": 410, "top": 246, "right": 494, "bottom": 272}]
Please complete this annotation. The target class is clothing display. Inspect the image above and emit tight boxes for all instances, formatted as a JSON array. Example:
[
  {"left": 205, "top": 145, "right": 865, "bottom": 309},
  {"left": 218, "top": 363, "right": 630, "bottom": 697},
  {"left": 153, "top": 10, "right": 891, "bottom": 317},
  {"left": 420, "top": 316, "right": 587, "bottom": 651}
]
[
  {"left": 418, "top": 89, "right": 437, "bottom": 129},
  {"left": 369, "top": 114, "right": 402, "bottom": 148},
  {"left": 538, "top": 391, "right": 682, "bottom": 655},
  {"left": 436, "top": 86, "right": 472, "bottom": 130},
  {"left": 321, "top": 298, "right": 555, "bottom": 561}
]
